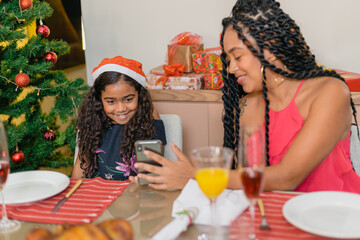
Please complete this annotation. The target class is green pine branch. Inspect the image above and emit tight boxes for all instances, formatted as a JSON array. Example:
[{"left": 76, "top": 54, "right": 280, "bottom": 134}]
[
  {"left": 0, "top": 1, "right": 52, "bottom": 29},
  {"left": 0, "top": 0, "right": 89, "bottom": 173}
]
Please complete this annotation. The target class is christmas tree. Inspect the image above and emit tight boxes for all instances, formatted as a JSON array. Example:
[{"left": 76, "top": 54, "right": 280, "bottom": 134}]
[{"left": 0, "top": 0, "right": 88, "bottom": 173}]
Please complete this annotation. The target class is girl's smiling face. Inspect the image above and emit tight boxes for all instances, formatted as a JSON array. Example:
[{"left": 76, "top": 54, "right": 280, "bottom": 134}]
[{"left": 101, "top": 80, "right": 138, "bottom": 125}]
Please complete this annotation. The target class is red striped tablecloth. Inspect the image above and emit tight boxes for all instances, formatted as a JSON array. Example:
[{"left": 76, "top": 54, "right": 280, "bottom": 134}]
[
  {"left": 228, "top": 191, "right": 360, "bottom": 240},
  {"left": 1, "top": 177, "right": 129, "bottom": 224}
]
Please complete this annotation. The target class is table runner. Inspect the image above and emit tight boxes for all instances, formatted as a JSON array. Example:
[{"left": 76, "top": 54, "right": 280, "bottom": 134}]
[
  {"left": 1, "top": 177, "right": 129, "bottom": 224},
  {"left": 228, "top": 191, "right": 356, "bottom": 240}
]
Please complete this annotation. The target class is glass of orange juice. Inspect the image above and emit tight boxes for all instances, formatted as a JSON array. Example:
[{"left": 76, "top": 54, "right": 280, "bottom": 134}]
[{"left": 191, "top": 146, "right": 234, "bottom": 229}]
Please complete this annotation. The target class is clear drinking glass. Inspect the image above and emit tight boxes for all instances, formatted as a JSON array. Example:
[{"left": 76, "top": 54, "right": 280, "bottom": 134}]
[
  {"left": 238, "top": 125, "right": 265, "bottom": 240},
  {"left": 0, "top": 120, "right": 21, "bottom": 233},
  {"left": 191, "top": 146, "right": 234, "bottom": 237}
]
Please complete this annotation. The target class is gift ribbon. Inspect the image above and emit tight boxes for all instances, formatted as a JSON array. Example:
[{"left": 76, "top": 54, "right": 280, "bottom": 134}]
[
  {"left": 155, "top": 64, "right": 186, "bottom": 87},
  {"left": 170, "top": 32, "right": 203, "bottom": 45}
]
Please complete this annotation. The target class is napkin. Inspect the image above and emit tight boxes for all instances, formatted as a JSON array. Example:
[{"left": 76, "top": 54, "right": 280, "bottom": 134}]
[
  {"left": 172, "top": 179, "right": 249, "bottom": 226},
  {"left": 150, "top": 207, "right": 198, "bottom": 240}
]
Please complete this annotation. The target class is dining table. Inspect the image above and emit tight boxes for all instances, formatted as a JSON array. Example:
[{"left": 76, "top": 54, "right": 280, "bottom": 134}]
[
  {"left": 0, "top": 177, "right": 200, "bottom": 240},
  {"left": 0, "top": 176, "right": 359, "bottom": 240}
]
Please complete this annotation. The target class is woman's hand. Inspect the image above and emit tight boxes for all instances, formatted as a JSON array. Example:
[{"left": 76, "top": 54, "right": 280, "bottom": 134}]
[{"left": 134, "top": 142, "right": 195, "bottom": 190}]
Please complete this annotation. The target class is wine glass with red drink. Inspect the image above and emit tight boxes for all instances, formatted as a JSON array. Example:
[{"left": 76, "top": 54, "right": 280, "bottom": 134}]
[
  {"left": 238, "top": 125, "right": 265, "bottom": 240},
  {"left": 0, "top": 120, "right": 20, "bottom": 233}
]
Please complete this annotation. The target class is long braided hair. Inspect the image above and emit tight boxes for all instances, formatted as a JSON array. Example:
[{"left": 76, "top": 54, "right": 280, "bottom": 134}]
[
  {"left": 220, "top": 0, "right": 358, "bottom": 167},
  {"left": 76, "top": 71, "right": 155, "bottom": 178}
]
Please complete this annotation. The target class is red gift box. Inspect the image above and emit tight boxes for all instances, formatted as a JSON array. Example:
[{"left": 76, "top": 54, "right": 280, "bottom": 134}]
[
  {"left": 167, "top": 32, "right": 204, "bottom": 73},
  {"left": 203, "top": 73, "right": 224, "bottom": 90},
  {"left": 336, "top": 69, "right": 360, "bottom": 92},
  {"left": 146, "top": 73, "right": 203, "bottom": 90},
  {"left": 192, "top": 47, "right": 222, "bottom": 74},
  {"left": 168, "top": 44, "right": 203, "bottom": 73}
]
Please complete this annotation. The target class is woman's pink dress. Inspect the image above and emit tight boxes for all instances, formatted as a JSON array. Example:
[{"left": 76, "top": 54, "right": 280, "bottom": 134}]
[{"left": 267, "top": 80, "right": 360, "bottom": 193}]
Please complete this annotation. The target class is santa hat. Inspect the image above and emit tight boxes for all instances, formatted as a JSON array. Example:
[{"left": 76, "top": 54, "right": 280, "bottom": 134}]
[{"left": 92, "top": 56, "right": 146, "bottom": 87}]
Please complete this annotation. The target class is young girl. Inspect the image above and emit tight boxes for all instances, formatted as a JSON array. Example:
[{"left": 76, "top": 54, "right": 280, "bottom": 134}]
[{"left": 72, "top": 56, "right": 166, "bottom": 181}]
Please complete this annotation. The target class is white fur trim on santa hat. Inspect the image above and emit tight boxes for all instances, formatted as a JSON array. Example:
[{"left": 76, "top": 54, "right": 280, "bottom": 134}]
[{"left": 92, "top": 64, "right": 146, "bottom": 87}]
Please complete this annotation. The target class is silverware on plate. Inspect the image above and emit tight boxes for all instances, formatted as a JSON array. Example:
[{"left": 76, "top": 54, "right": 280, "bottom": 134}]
[
  {"left": 51, "top": 179, "right": 83, "bottom": 213},
  {"left": 257, "top": 198, "right": 271, "bottom": 230}
]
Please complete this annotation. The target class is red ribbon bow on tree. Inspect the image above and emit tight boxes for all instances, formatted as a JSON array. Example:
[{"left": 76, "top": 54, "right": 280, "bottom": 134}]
[{"left": 155, "top": 63, "right": 186, "bottom": 87}]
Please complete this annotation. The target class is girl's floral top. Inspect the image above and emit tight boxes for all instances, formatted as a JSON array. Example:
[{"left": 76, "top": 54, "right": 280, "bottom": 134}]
[{"left": 94, "top": 120, "right": 166, "bottom": 181}]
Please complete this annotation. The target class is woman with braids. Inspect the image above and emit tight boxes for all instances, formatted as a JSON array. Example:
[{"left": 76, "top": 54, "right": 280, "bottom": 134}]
[
  {"left": 72, "top": 56, "right": 166, "bottom": 181},
  {"left": 219, "top": 0, "right": 360, "bottom": 192},
  {"left": 135, "top": 0, "right": 360, "bottom": 192}
]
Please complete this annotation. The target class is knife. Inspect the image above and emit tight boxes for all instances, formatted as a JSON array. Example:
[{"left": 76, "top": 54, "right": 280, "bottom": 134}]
[{"left": 51, "top": 179, "right": 83, "bottom": 213}]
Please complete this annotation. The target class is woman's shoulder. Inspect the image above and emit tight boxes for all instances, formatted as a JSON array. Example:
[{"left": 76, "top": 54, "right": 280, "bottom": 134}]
[
  {"left": 299, "top": 77, "right": 351, "bottom": 122},
  {"left": 305, "top": 76, "right": 350, "bottom": 100}
]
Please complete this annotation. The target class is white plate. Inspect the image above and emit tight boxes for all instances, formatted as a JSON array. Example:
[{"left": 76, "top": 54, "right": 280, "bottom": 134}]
[
  {"left": 3, "top": 170, "right": 70, "bottom": 205},
  {"left": 283, "top": 191, "right": 360, "bottom": 239}
]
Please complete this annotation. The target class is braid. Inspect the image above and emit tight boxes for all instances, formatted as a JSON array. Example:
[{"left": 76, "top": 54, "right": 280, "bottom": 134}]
[
  {"left": 221, "top": 0, "right": 359, "bottom": 167},
  {"left": 261, "top": 69, "right": 270, "bottom": 165},
  {"left": 220, "top": 19, "right": 244, "bottom": 169}
]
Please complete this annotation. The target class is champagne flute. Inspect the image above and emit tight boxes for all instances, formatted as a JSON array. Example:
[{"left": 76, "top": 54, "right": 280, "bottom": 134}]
[
  {"left": 0, "top": 120, "right": 21, "bottom": 233},
  {"left": 238, "top": 125, "right": 265, "bottom": 240},
  {"left": 190, "top": 146, "right": 234, "bottom": 235}
]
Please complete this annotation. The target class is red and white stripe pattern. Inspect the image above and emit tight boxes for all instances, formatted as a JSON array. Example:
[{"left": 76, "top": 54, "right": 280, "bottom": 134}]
[
  {"left": 1, "top": 177, "right": 129, "bottom": 224},
  {"left": 228, "top": 192, "right": 345, "bottom": 240}
]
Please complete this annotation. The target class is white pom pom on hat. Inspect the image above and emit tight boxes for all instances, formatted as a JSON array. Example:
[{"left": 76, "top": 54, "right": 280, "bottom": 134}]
[{"left": 92, "top": 56, "right": 146, "bottom": 87}]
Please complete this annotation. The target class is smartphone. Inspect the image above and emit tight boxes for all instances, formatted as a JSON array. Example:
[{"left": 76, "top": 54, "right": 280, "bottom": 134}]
[
  {"left": 134, "top": 139, "right": 163, "bottom": 173},
  {"left": 135, "top": 139, "right": 163, "bottom": 185}
]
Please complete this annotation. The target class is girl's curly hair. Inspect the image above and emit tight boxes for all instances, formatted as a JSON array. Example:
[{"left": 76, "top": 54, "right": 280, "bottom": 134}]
[
  {"left": 220, "top": 0, "right": 358, "bottom": 168},
  {"left": 76, "top": 71, "right": 155, "bottom": 178}
]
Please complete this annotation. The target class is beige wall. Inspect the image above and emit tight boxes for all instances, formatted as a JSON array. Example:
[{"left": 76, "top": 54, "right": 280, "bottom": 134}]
[
  {"left": 81, "top": 0, "right": 360, "bottom": 85},
  {"left": 278, "top": 0, "right": 360, "bottom": 74}
]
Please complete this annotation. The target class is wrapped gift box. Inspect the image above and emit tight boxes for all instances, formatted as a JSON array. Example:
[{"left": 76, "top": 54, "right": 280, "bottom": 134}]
[
  {"left": 168, "top": 44, "right": 204, "bottom": 73},
  {"left": 192, "top": 47, "right": 222, "bottom": 74},
  {"left": 336, "top": 69, "right": 360, "bottom": 92},
  {"left": 146, "top": 73, "right": 204, "bottom": 90},
  {"left": 203, "top": 73, "right": 224, "bottom": 90}
]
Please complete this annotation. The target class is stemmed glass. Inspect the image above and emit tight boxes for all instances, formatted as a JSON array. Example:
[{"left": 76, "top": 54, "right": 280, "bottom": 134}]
[
  {"left": 238, "top": 125, "right": 265, "bottom": 240},
  {"left": 191, "top": 146, "right": 234, "bottom": 237},
  {"left": 0, "top": 120, "right": 21, "bottom": 233}
]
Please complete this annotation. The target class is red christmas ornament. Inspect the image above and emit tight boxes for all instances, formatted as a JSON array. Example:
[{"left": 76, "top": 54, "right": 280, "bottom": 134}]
[
  {"left": 43, "top": 130, "right": 56, "bottom": 141},
  {"left": 14, "top": 72, "right": 30, "bottom": 87},
  {"left": 19, "top": 0, "right": 33, "bottom": 11},
  {"left": 43, "top": 51, "right": 57, "bottom": 63},
  {"left": 36, "top": 25, "right": 50, "bottom": 38},
  {"left": 11, "top": 150, "right": 25, "bottom": 165}
]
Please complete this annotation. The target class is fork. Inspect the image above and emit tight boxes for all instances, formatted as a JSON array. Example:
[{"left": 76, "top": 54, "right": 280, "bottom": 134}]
[{"left": 257, "top": 198, "right": 271, "bottom": 230}]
